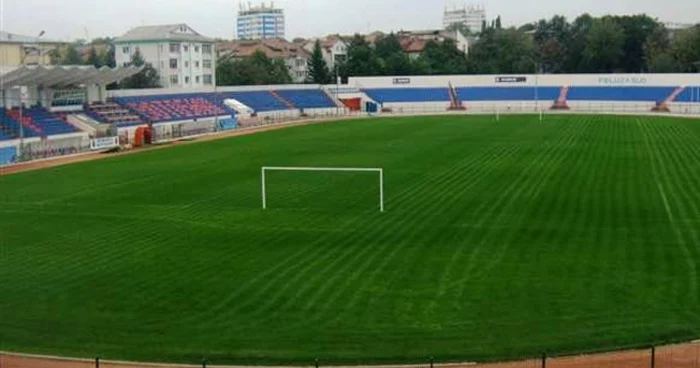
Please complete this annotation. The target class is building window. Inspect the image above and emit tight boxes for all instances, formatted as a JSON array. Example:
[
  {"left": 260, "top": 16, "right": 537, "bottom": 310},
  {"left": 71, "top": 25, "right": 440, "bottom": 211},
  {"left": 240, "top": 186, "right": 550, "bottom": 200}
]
[
  {"left": 195, "top": 61, "right": 200, "bottom": 68},
  {"left": 202, "top": 44, "right": 212, "bottom": 54},
  {"left": 183, "top": 45, "right": 189, "bottom": 52},
  {"left": 203, "top": 74, "right": 213, "bottom": 85},
  {"left": 185, "top": 76, "right": 190, "bottom": 84},
  {"left": 122, "top": 46, "right": 130, "bottom": 54},
  {"left": 170, "top": 75, "right": 179, "bottom": 84},
  {"left": 195, "top": 76, "right": 200, "bottom": 84},
  {"left": 169, "top": 43, "right": 180, "bottom": 53},
  {"left": 203, "top": 60, "right": 212, "bottom": 69},
  {"left": 160, "top": 61, "right": 165, "bottom": 69},
  {"left": 194, "top": 46, "right": 200, "bottom": 53},
  {"left": 185, "top": 61, "right": 189, "bottom": 68},
  {"left": 169, "top": 59, "right": 178, "bottom": 69}
]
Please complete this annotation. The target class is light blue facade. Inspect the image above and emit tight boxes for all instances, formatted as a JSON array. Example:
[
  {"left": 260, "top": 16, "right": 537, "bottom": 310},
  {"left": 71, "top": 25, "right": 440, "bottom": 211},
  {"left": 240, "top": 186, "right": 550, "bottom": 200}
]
[{"left": 236, "top": 8, "right": 285, "bottom": 40}]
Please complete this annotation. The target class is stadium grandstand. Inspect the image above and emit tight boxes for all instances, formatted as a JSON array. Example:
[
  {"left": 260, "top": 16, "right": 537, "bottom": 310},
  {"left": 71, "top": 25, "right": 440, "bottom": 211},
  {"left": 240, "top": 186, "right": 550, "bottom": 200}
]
[{"left": 2, "top": 68, "right": 700, "bottom": 167}]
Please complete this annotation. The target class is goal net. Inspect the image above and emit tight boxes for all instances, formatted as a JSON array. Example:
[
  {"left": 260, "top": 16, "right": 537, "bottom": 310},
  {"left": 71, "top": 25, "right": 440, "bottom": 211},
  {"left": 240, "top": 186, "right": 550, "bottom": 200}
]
[{"left": 261, "top": 167, "right": 384, "bottom": 212}]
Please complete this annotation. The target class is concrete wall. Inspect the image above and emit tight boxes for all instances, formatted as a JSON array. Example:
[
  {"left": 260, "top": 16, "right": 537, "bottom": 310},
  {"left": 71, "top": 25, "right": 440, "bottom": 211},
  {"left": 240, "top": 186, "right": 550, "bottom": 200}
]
[{"left": 349, "top": 74, "right": 700, "bottom": 88}]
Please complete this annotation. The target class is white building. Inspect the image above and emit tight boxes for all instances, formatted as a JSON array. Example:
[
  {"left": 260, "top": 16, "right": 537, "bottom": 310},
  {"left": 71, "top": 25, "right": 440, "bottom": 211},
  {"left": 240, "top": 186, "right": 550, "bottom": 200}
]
[
  {"left": 237, "top": 2, "right": 285, "bottom": 40},
  {"left": 443, "top": 4, "right": 486, "bottom": 34},
  {"left": 302, "top": 37, "right": 348, "bottom": 71},
  {"left": 114, "top": 24, "right": 216, "bottom": 89}
]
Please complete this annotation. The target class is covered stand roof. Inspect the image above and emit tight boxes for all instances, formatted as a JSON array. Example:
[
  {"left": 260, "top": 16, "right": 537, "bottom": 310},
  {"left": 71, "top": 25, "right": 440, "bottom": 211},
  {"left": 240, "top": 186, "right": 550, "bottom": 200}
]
[{"left": 0, "top": 65, "right": 143, "bottom": 88}]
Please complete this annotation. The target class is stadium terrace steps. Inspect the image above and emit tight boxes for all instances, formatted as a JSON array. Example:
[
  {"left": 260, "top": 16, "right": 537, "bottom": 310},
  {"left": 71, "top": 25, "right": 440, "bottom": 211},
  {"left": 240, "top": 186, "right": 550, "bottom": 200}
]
[
  {"left": 652, "top": 87, "right": 686, "bottom": 112},
  {"left": 447, "top": 83, "right": 466, "bottom": 110},
  {"left": 551, "top": 86, "right": 571, "bottom": 109},
  {"left": 270, "top": 90, "right": 296, "bottom": 109},
  {"left": 664, "top": 87, "right": 686, "bottom": 104}
]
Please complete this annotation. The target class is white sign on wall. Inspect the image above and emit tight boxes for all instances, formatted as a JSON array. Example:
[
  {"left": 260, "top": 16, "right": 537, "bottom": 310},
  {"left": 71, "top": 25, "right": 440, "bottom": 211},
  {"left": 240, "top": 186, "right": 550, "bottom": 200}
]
[{"left": 90, "top": 137, "right": 119, "bottom": 151}]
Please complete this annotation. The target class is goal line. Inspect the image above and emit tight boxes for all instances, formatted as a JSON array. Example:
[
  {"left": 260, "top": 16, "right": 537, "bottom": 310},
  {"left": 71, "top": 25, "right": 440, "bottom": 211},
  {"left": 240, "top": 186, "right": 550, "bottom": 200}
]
[{"left": 261, "top": 166, "right": 385, "bottom": 212}]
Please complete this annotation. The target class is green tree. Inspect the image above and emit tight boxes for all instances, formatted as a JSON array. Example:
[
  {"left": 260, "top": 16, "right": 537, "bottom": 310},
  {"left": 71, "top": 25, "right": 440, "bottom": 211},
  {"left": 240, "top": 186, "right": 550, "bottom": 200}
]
[
  {"left": 646, "top": 52, "right": 679, "bottom": 72},
  {"left": 373, "top": 33, "right": 414, "bottom": 75},
  {"left": 670, "top": 25, "right": 700, "bottom": 72},
  {"left": 101, "top": 44, "right": 116, "bottom": 68},
  {"left": 345, "top": 34, "right": 381, "bottom": 77},
  {"left": 644, "top": 25, "right": 673, "bottom": 72},
  {"left": 565, "top": 13, "right": 595, "bottom": 72},
  {"left": 307, "top": 40, "right": 331, "bottom": 84},
  {"left": 374, "top": 33, "right": 404, "bottom": 60},
  {"left": 119, "top": 49, "right": 161, "bottom": 89},
  {"left": 583, "top": 18, "right": 625, "bottom": 72},
  {"left": 419, "top": 38, "right": 471, "bottom": 75},
  {"left": 85, "top": 47, "right": 102, "bottom": 68},
  {"left": 614, "top": 15, "right": 664, "bottom": 72},
  {"left": 216, "top": 50, "right": 292, "bottom": 86},
  {"left": 534, "top": 15, "right": 570, "bottom": 73},
  {"left": 57, "top": 44, "right": 83, "bottom": 65},
  {"left": 469, "top": 27, "right": 534, "bottom": 74}
]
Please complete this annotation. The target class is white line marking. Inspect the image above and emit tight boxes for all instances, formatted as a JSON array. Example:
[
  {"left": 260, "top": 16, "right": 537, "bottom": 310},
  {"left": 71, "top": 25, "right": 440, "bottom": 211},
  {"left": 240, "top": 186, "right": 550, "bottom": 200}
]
[{"left": 657, "top": 182, "right": 675, "bottom": 222}]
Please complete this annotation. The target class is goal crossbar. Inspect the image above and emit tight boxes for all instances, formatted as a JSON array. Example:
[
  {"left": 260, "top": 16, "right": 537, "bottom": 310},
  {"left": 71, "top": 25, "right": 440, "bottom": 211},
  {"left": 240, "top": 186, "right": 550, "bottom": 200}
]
[{"left": 261, "top": 166, "right": 385, "bottom": 212}]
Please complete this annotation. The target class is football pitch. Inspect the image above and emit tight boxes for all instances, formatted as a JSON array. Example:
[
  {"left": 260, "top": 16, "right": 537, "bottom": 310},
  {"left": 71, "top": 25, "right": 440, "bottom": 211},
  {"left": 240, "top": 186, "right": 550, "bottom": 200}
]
[{"left": 2, "top": 114, "right": 700, "bottom": 365}]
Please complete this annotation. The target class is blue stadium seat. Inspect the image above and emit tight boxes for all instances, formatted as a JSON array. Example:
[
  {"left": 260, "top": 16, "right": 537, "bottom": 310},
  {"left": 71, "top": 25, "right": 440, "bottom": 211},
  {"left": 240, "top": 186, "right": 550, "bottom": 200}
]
[
  {"left": 275, "top": 90, "right": 336, "bottom": 109},
  {"left": 215, "top": 91, "right": 289, "bottom": 112},
  {"left": 114, "top": 94, "right": 227, "bottom": 123},
  {"left": 456, "top": 87, "right": 561, "bottom": 101},
  {"left": 363, "top": 88, "right": 450, "bottom": 103},
  {"left": 22, "top": 108, "right": 79, "bottom": 135},
  {"left": 567, "top": 87, "right": 676, "bottom": 102}
]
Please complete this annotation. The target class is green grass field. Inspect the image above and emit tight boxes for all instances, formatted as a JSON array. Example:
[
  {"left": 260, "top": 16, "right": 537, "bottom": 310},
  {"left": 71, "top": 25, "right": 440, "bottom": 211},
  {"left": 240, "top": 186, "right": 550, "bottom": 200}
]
[{"left": 2, "top": 114, "right": 700, "bottom": 365}]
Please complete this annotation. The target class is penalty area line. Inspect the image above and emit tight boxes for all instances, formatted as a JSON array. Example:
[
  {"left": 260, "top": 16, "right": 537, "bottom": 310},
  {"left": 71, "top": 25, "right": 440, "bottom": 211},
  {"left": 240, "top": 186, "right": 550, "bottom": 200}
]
[{"left": 657, "top": 182, "right": 675, "bottom": 223}]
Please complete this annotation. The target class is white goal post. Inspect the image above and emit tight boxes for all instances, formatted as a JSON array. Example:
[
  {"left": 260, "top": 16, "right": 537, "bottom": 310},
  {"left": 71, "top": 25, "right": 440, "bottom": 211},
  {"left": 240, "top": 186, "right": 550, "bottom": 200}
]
[{"left": 261, "top": 166, "right": 385, "bottom": 212}]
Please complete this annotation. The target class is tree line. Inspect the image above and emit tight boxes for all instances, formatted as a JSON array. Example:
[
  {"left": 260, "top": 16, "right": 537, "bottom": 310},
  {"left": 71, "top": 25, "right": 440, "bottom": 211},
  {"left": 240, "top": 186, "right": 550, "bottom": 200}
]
[
  {"left": 50, "top": 13, "right": 700, "bottom": 88},
  {"left": 227, "top": 13, "right": 700, "bottom": 86}
]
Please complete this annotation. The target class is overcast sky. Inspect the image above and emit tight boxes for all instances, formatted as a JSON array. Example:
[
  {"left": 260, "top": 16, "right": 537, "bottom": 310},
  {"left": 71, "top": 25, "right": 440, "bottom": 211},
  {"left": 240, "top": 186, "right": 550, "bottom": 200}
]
[{"left": 1, "top": 0, "right": 698, "bottom": 42}]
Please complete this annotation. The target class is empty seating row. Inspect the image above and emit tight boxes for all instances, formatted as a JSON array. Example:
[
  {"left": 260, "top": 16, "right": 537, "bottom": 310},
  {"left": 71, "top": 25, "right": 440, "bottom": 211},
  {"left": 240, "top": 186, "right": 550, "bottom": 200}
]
[
  {"left": 363, "top": 86, "right": 686, "bottom": 104},
  {"left": 86, "top": 102, "right": 145, "bottom": 125},
  {"left": 363, "top": 88, "right": 450, "bottom": 103},
  {"left": 566, "top": 87, "right": 676, "bottom": 102},
  {"left": 2, "top": 108, "right": 78, "bottom": 137},
  {"left": 456, "top": 87, "right": 561, "bottom": 101},
  {"left": 275, "top": 89, "right": 336, "bottom": 109},
  {"left": 111, "top": 89, "right": 337, "bottom": 120},
  {"left": 20, "top": 108, "right": 80, "bottom": 135},
  {"left": 114, "top": 95, "right": 228, "bottom": 123}
]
